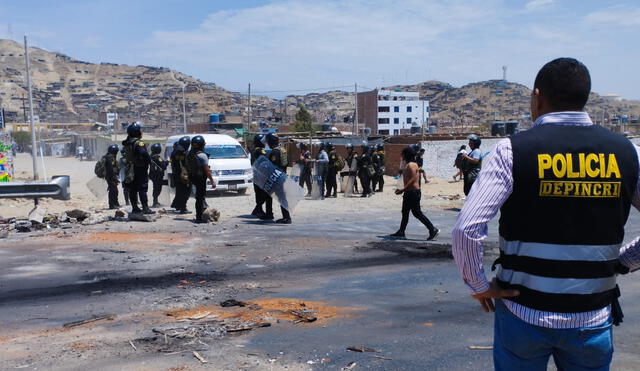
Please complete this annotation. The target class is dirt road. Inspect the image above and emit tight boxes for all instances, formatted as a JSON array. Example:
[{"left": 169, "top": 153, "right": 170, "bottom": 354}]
[{"left": 3, "top": 155, "right": 640, "bottom": 370}]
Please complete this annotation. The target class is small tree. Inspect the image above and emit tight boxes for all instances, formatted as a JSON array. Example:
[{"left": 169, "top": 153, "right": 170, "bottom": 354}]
[{"left": 294, "top": 105, "right": 314, "bottom": 132}]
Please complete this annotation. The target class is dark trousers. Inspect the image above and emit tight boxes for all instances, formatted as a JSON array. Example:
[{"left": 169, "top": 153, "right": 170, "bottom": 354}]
[
  {"left": 463, "top": 171, "right": 478, "bottom": 196},
  {"left": 128, "top": 168, "right": 149, "bottom": 212},
  {"left": 398, "top": 189, "right": 435, "bottom": 233},
  {"left": 260, "top": 189, "right": 273, "bottom": 216},
  {"left": 253, "top": 184, "right": 263, "bottom": 213},
  {"left": 280, "top": 206, "right": 291, "bottom": 220},
  {"left": 377, "top": 174, "right": 384, "bottom": 191},
  {"left": 316, "top": 165, "right": 327, "bottom": 197},
  {"left": 193, "top": 177, "right": 207, "bottom": 220},
  {"left": 107, "top": 180, "right": 119, "bottom": 208},
  {"left": 325, "top": 169, "right": 337, "bottom": 196},
  {"left": 173, "top": 178, "right": 190, "bottom": 211},
  {"left": 299, "top": 169, "right": 312, "bottom": 194},
  {"left": 359, "top": 172, "right": 370, "bottom": 196},
  {"left": 151, "top": 178, "right": 163, "bottom": 202},
  {"left": 123, "top": 183, "right": 130, "bottom": 205}
]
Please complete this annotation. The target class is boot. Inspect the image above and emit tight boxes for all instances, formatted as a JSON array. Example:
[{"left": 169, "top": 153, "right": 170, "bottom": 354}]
[
  {"left": 141, "top": 201, "right": 156, "bottom": 214},
  {"left": 152, "top": 197, "right": 161, "bottom": 208}
]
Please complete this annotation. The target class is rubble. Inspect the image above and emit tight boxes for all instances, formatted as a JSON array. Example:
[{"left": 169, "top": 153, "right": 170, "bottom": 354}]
[
  {"left": 65, "top": 209, "right": 91, "bottom": 222},
  {"left": 201, "top": 208, "right": 220, "bottom": 223},
  {"left": 128, "top": 213, "right": 159, "bottom": 222}
]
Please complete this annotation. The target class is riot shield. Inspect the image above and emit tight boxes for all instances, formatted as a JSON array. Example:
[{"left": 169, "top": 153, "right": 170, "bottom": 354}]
[
  {"left": 310, "top": 162, "right": 324, "bottom": 200},
  {"left": 289, "top": 163, "right": 303, "bottom": 184},
  {"left": 86, "top": 176, "right": 108, "bottom": 199},
  {"left": 252, "top": 156, "right": 304, "bottom": 212},
  {"left": 344, "top": 157, "right": 358, "bottom": 197},
  {"left": 160, "top": 176, "right": 172, "bottom": 207}
]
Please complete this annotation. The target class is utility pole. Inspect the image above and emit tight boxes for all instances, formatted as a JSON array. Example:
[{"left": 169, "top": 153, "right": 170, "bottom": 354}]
[
  {"left": 181, "top": 84, "right": 187, "bottom": 134},
  {"left": 247, "top": 83, "right": 251, "bottom": 133},
  {"left": 353, "top": 83, "right": 358, "bottom": 137},
  {"left": 22, "top": 93, "right": 27, "bottom": 122},
  {"left": 24, "top": 36, "right": 38, "bottom": 180}
]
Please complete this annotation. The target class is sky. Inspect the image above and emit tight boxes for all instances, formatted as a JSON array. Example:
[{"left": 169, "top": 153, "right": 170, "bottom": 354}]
[{"left": 1, "top": 0, "right": 639, "bottom": 99}]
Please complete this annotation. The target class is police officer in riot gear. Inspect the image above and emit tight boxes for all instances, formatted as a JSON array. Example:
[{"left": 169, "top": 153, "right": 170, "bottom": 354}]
[
  {"left": 170, "top": 136, "right": 192, "bottom": 213},
  {"left": 358, "top": 144, "right": 372, "bottom": 197},
  {"left": 149, "top": 143, "right": 167, "bottom": 207},
  {"left": 251, "top": 134, "right": 270, "bottom": 218},
  {"left": 325, "top": 142, "right": 338, "bottom": 198},
  {"left": 105, "top": 144, "right": 120, "bottom": 209},
  {"left": 374, "top": 144, "right": 385, "bottom": 192},
  {"left": 266, "top": 133, "right": 292, "bottom": 224},
  {"left": 121, "top": 123, "right": 155, "bottom": 214},
  {"left": 186, "top": 135, "right": 216, "bottom": 223},
  {"left": 298, "top": 142, "right": 313, "bottom": 196}
]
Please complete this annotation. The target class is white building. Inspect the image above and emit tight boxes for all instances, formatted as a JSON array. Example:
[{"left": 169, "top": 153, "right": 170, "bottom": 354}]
[{"left": 357, "top": 89, "right": 429, "bottom": 136}]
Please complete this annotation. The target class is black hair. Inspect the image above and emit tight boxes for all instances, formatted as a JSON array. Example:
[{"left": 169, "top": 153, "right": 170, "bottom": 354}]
[
  {"left": 533, "top": 58, "right": 591, "bottom": 111},
  {"left": 401, "top": 146, "right": 416, "bottom": 162},
  {"left": 459, "top": 145, "right": 466, "bottom": 150}
]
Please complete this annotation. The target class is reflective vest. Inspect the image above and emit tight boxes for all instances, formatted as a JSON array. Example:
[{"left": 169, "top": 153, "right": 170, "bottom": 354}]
[{"left": 497, "top": 124, "right": 638, "bottom": 313}]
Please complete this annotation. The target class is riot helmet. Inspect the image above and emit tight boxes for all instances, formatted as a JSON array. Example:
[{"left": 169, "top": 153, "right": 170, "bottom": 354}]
[
  {"left": 346, "top": 143, "right": 353, "bottom": 150},
  {"left": 298, "top": 142, "right": 307, "bottom": 151},
  {"left": 467, "top": 134, "right": 481, "bottom": 148},
  {"left": 178, "top": 136, "right": 191, "bottom": 149},
  {"left": 107, "top": 144, "right": 119, "bottom": 155},
  {"left": 254, "top": 134, "right": 265, "bottom": 148},
  {"left": 150, "top": 143, "right": 162, "bottom": 154},
  {"left": 191, "top": 135, "right": 205, "bottom": 150},
  {"left": 266, "top": 133, "right": 279, "bottom": 148},
  {"left": 126, "top": 123, "right": 142, "bottom": 138},
  {"left": 326, "top": 142, "right": 334, "bottom": 150},
  {"left": 377, "top": 144, "right": 384, "bottom": 151}
]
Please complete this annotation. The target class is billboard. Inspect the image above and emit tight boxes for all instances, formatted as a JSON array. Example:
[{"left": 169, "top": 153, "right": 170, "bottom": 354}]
[{"left": 0, "top": 132, "right": 13, "bottom": 182}]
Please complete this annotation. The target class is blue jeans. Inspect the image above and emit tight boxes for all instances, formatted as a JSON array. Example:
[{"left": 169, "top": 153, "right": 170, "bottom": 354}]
[{"left": 494, "top": 300, "right": 613, "bottom": 371}]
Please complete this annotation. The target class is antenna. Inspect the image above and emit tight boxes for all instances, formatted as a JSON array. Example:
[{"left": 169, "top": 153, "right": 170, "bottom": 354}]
[{"left": 502, "top": 66, "right": 507, "bottom": 81}]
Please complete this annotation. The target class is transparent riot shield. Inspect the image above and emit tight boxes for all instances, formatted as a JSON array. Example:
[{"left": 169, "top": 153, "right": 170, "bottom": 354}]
[
  {"left": 160, "top": 176, "right": 173, "bottom": 207},
  {"left": 310, "top": 162, "right": 324, "bottom": 200},
  {"left": 289, "top": 163, "right": 303, "bottom": 184},
  {"left": 344, "top": 157, "right": 358, "bottom": 197},
  {"left": 86, "top": 176, "right": 108, "bottom": 199},
  {"left": 252, "top": 156, "right": 304, "bottom": 212}
]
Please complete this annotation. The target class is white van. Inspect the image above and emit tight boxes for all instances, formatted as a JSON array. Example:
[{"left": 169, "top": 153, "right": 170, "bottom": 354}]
[{"left": 165, "top": 134, "right": 252, "bottom": 194}]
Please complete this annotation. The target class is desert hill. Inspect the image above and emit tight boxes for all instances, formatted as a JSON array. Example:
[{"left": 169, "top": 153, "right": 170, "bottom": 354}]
[{"left": 1, "top": 39, "right": 638, "bottom": 131}]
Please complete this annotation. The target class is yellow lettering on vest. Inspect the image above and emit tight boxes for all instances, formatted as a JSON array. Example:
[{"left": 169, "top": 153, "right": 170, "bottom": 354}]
[
  {"left": 581, "top": 182, "right": 592, "bottom": 195},
  {"left": 540, "top": 182, "right": 553, "bottom": 195},
  {"left": 602, "top": 183, "right": 612, "bottom": 197},
  {"left": 586, "top": 154, "right": 599, "bottom": 177},
  {"left": 578, "top": 153, "right": 586, "bottom": 178},
  {"left": 553, "top": 182, "right": 563, "bottom": 195},
  {"left": 599, "top": 154, "right": 606, "bottom": 177},
  {"left": 606, "top": 154, "right": 621, "bottom": 179},
  {"left": 538, "top": 154, "right": 552, "bottom": 178},
  {"left": 552, "top": 154, "right": 566, "bottom": 178},
  {"left": 593, "top": 183, "right": 602, "bottom": 196},
  {"left": 564, "top": 182, "right": 575, "bottom": 195},
  {"left": 613, "top": 182, "right": 621, "bottom": 197},
  {"left": 566, "top": 154, "right": 579, "bottom": 178}
]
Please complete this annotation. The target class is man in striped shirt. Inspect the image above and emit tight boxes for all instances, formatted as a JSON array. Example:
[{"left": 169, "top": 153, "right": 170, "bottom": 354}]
[{"left": 452, "top": 58, "right": 640, "bottom": 370}]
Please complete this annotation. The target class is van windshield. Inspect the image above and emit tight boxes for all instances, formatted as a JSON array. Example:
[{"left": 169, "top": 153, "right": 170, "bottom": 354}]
[{"left": 204, "top": 145, "right": 247, "bottom": 159}]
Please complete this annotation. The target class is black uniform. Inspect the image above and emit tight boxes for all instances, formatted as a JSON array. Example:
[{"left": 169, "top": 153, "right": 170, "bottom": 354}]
[
  {"left": 358, "top": 150, "right": 372, "bottom": 197},
  {"left": 104, "top": 153, "right": 120, "bottom": 209},
  {"left": 170, "top": 145, "right": 190, "bottom": 212},
  {"left": 252, "top": 146, "right": 272, "bottom": 218},
  {"left": 325, "top": 149, "right": 338, "bottom": 197},
  {"left": 269, "top": 148, "right": 291, "bottom": 221},
  {"left": 316, "top": 150, "right": 328, "bottom": 198},
  {"left": 416, "top": 153, "right": 425, "bottom": 186},
  {"left": 299, "top": 150, "right": 312, "bottom": 195},
  {"left": 122, "top": 137, "right": 151, "bottom": 213},
  {"left": 371, "top": 150, "right": 381, "bottom": 192},
  {"left": 149, "top": 153, "right": 167, "bottom": 206},
  {"left": 186, "top": 149, "right": 208, "bottom": 221},
  {"left": 376, "top": 150, "right": 385, "bottom": 192}
]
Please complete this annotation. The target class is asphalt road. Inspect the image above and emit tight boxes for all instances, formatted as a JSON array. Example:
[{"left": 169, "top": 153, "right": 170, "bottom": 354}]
[{"left": 2, "top": 207, "right": 640, "bottom": 370}]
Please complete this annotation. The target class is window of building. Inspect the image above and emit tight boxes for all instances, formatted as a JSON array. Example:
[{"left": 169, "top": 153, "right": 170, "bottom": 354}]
[
  {"left": 378, "top": 130, "right": 389, "bottom": 135},
  {"left": 393, "top": 118, "right": 399, "bottom": 124},
  {"left": 393, "top": 129, "right": 399, "bottom": 135},
  {"left": 378, "top": 118, "right": 390, "bottom": 124},
  {"left": 406, "top": 106, "right": 412, "bottom": 112},
  {"left": 378, "top": 106, "right": 390, "bottom": 112},
  {"left": 406, "top": 118, "right": 412, "bottom": 124},
  {"left": 394, "top": 106, "right": 399, "bottom": 112}
]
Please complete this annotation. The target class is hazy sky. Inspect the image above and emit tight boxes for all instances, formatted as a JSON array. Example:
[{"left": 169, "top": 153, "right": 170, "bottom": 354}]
[{"left": 1, "top": 0, "right": 639, "bottom": 99}]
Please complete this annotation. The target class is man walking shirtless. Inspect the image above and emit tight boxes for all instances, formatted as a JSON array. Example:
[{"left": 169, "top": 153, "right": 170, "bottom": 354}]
[{"left": 390, "top": 146, "right": 440, "bottom": 240}]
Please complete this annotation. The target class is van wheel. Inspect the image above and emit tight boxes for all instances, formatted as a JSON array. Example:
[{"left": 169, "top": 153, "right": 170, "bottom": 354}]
[{"left": 237, "top": 188, "right": 247, "bottom": 195}]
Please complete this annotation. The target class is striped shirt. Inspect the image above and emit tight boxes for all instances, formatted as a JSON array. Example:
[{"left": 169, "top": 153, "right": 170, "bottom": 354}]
[{"left": 452, "top": 111, "right": 640, "bottom": 329}]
